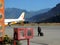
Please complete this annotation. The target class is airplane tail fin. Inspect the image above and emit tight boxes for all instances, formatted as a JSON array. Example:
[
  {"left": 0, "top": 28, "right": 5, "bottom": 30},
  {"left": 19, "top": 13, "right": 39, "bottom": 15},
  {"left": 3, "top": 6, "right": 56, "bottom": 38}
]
[{"left": 18, "top": 12, "right": 25, "bottom": 21}]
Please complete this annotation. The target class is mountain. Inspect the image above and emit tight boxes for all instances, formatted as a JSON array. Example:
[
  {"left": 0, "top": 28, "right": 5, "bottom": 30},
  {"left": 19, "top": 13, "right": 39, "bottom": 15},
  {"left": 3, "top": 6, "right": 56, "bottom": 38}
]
[
  {"left": 5, "top": 8, "right": 50, "bottom": 19},
  {"left": 29, "top": 3, "right": 60, "bottom": 23},
  {"left": 5, "top": 8, "right": 26, "bottom": 19},
  {"left": 25, "top": 8, "right": 50, "bottom": 18}
]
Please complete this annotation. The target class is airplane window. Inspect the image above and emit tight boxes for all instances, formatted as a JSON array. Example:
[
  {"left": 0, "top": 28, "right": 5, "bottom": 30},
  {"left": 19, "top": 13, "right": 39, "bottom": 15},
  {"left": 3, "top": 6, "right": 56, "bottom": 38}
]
[
  {"left": 0, "top": 25, "right": 2, "bottom": 30},
  {"left": 0, "top": 3, "right": 2, "bottom": 8},
  {"left": 0, "top": 13, "right": 2, "bottom": 19},
  {"left": 27, "top": 30, "right": 32, "bottom": 36}
]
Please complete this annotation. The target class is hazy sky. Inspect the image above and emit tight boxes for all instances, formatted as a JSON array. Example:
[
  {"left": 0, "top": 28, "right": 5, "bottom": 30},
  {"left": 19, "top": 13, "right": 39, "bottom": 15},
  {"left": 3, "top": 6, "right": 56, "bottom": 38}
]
[{"left": 5, "top": 0, "right": 60, "bottom": 11}]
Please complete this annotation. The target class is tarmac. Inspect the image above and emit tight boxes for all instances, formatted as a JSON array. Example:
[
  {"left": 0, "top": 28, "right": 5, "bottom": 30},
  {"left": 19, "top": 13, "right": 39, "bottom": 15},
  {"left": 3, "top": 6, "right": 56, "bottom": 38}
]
[{"left": 5, "top": 25, "right": 60, "bottom": 45}]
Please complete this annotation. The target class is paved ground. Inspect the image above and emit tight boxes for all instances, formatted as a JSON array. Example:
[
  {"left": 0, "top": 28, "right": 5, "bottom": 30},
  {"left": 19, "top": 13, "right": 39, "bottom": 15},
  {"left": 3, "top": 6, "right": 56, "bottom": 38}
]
[{"left": 5, "top": 25, "right": 60, "bottom": 45}]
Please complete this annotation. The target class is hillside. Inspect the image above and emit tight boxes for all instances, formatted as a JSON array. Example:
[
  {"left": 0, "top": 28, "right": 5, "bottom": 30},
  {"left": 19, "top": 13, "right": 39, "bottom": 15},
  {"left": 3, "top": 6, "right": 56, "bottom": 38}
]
[{"left": 29, "top": 3, "right": 60, "bottom": 23}]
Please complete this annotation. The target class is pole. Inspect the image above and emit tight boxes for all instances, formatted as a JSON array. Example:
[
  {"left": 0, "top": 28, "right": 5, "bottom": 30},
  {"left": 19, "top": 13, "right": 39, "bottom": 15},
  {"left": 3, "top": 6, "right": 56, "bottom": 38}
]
[
  {"left": 27, "top": 39, "right": 30, "bottom": 45},
  {"left": 0, "top": 0, "right": 5, "bottom": 41},
  {"left": 14, "top": 40, "right": 16, "bottom": 45}
]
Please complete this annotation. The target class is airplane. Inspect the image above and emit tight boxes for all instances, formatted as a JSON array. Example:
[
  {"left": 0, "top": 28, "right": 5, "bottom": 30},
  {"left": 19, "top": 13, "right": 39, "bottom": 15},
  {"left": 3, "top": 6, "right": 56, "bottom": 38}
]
[{"left": 4, "top": 12, "right": 25, "bottom": 26}]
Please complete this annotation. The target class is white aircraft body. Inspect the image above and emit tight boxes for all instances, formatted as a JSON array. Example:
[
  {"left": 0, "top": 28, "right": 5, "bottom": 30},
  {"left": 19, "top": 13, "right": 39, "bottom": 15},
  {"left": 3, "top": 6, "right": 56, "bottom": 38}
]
[{"left": 4, "top": 12, "right": 25, "bottom": 26}]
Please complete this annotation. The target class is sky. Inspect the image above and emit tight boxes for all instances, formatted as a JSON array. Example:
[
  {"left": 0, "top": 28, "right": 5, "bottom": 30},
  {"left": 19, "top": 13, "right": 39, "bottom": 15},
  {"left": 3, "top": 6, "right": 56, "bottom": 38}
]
[{"left": 5, "top": 0, "right": 60, "bottom": 11}]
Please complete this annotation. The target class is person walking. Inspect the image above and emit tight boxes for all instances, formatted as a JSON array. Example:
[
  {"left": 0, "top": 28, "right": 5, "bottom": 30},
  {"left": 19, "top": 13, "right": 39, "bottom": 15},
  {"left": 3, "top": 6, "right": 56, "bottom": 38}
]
[
  {"left": 37, "top": 26, "right": 44, "bottom": 36},
  {"left": 37, "top": 26, "right": 41, "bottom": 36}
]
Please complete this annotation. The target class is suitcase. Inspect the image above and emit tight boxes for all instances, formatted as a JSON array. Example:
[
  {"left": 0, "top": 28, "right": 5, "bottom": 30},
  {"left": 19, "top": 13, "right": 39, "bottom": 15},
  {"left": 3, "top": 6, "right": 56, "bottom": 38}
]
[{"left": 40, "top": 32, "right": 44, "bottom": 36}]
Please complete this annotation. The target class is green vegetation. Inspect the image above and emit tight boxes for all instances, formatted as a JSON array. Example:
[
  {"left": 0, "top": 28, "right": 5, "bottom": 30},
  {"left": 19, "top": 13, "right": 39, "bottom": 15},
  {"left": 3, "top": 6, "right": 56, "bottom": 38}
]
[
  {"left": 0, "top": 3, "right": 2, "bottom": 8},
  {"left": 0, "top": 25, "right": 2, "bottom": 30}
]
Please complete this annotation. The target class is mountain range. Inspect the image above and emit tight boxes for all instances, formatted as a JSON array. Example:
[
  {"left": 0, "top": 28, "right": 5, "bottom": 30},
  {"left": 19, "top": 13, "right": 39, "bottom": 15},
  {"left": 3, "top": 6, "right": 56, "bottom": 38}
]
[
  {"left": 5, "top": 8, "right": 50, "bottom": 19},
  {"left": 5, "top": 3, "right": 60, "bottom": 23},
  {"left": 29, "top": 3, "right": 60, "bottom": 23}
]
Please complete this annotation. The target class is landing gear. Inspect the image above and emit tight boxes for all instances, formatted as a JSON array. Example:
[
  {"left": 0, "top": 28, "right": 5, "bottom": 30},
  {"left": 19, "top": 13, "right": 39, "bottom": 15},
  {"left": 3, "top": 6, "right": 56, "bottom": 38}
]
[{"left": 8, "top": 22, "right": 11, "bottom": 26}]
